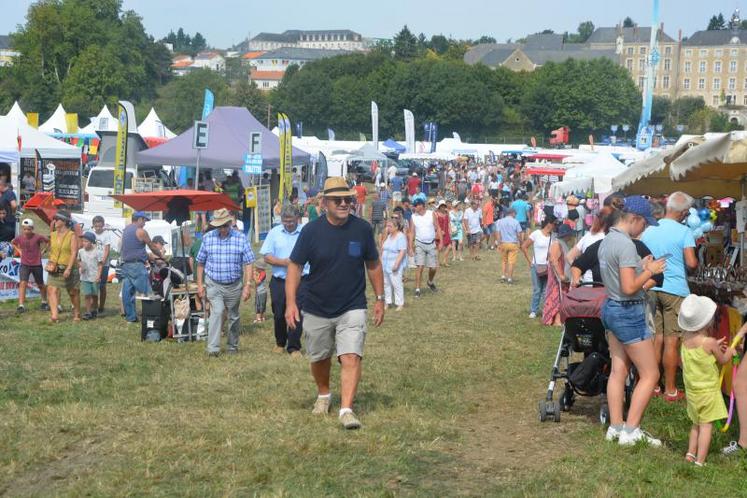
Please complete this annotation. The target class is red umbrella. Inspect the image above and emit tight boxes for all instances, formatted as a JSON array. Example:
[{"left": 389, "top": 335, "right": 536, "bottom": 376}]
[{"left": 111, "top": 190, "right": 240, "bottom": 213}]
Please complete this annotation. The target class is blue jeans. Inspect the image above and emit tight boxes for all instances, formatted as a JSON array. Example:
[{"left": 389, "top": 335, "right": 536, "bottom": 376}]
[
  {"left": 121, "top": 262, "right": 150, "bottom": 322},
  {"left": 530, "top": 265, "right": 548, "bottom": 314}
]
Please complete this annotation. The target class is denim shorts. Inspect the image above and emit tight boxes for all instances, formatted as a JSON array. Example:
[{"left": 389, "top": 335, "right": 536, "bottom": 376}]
[{"left": 601, "top": 299, "right": 652, "bottom": 345}]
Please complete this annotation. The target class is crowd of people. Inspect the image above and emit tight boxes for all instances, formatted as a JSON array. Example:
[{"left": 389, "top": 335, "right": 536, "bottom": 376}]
[{"left": 3, "top": 158, "right": 747, "bottom": 449}]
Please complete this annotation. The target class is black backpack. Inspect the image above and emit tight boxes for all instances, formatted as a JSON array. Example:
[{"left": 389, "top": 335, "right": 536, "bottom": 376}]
[{"left": 568, "top": 352, "right": 606, "bottom": 396}]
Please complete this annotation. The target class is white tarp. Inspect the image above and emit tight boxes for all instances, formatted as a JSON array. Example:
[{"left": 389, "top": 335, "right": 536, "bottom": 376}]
[
  {"left": 551, "top": 153, "right": 627, "bottom": 196},
  {"left": 0, "top": 116, "right": 81, "bottom": 159},
  {"left": 137, "top": 107, "right": 176, "bottom": 139}
]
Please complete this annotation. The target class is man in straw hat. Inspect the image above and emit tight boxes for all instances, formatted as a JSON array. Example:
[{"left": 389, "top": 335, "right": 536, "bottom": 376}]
[
  {"left": 285, "top": 177, "right": 385, "bottom": 430},
  {"left": 196, "top": 208, "right": 255, "bottom": 357}
]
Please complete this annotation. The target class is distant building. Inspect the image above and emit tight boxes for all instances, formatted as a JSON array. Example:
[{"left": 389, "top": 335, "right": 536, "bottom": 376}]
[
  {"left": 0, "top": 35, "right": 19, "bottom": 67},
  {"left": 170, "top": 55, "right": 194, "bottom": 77},
  {"left": 191, "top": 51, "right": 225, "bottom": 72},
  {"left": 247, "top": 29, "right": 365, "bottom": 52},
  {"left": 465, "top": 33, "right": 617, "bottom": 72},
  {"left": 250, "top": 69, "right": 285, "bottom": 90},
  {"left": 246, "top": 47, "right": 350, "bottom": 90}
]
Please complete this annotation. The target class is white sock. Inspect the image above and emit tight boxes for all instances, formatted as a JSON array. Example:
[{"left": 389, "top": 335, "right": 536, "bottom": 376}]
[
  {"left": 317, "top": 393, "right": 331, "bottom": 399},
  {"left": 339, "top": 407, "right": 353, "bottom": 417}
]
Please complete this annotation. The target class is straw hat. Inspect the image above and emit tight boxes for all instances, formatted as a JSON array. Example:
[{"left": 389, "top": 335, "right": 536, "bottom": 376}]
[
  {"left": 209, "top": 208, "right": 234, "bottom": 227},
  {"left": 322, "top": 177, "right": 355, "bottom": 197},
  {"left": 678, "top": 295, "right": 717, "bottom": 332}
]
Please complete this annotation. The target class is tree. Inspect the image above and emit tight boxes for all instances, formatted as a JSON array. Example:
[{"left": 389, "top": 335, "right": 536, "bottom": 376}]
[
  {"left": 577, "top": 21, "right": 595, "bottom": 42},
  {"left": 474, "top": 35, "right": 497, "bottom": 45},
  {"left": 521, "top": 58, "right": 640, "bottom": 136},
  {"left": 708, "top": 13, "right": 726, "bottom": 30},
  {"left": 623, "top": 17, "right": 635, "bottom": 28},
  {"left": 226, "top": 80, "right": 267, "bottom": 120},
  {"left": 191, "top": 32, "right": 207, "bottom": 53},
  {"left": 430, "top": 35, "right": 450, "bottom": 55},
  {"left": 6, "top": 0, "right": 170, "bottom": 119},
  {"left": 540, "top": 29, "right": 555, "bottom": 34},
  {"left": 155, "top": 68, "right": 229, "bottom": 133},
  {"left": 393, "top": 25, "right": 418, "bottom": 60}
]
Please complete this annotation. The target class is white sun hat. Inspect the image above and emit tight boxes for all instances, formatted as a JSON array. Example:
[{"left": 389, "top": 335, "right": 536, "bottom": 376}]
[{"left": 677, "top": 294, "right": 718, "bottom": 332}]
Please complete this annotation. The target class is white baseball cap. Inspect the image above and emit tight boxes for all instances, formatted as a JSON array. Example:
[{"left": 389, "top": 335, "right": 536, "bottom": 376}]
[{"left": 21, "top": 218, "right": 34, "bottom": 227}]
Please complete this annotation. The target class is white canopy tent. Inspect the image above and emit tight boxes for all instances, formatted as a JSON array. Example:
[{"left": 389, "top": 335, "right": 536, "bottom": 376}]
[
  {"left": 551, "top": 153, "right": 627, "bottom": 197},
  {"left": 3, "top": 101, "right": 27, "bottom": 124},
  {"left": 0, "top": 117, "right": 81, "bottom": 159},
  {"left": 137, "top": 107, "right": 176, "bottom": 139},
  {"left": 79, "top": 105, "right": 118, "bottom": 134},
  {"left": 39, "top": 103, "right": 77, "bottom": 134}
]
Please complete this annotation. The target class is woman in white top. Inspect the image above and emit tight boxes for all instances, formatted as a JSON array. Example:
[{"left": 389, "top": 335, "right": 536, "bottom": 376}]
[
  {"left": 381, "top": 219, "right": 407, "bottom": 310},
  {"left": 521, "top": 215, "right": 556, "bottom": 319},
  {"left": 566, "top": 207, "right": 614, "bottom": 283}
]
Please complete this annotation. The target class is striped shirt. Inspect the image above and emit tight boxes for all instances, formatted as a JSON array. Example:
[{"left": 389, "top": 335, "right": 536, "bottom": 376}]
[{"left": 196, "top": 229, "right": 255, "bottom": 284}]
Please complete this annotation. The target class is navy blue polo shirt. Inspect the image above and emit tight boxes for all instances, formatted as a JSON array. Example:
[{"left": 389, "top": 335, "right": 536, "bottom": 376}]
[{"left": 290, "top": 215, "right": 378, "bottom": 318}]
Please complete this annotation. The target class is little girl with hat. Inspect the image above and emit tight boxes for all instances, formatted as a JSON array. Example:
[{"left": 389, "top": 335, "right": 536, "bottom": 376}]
[{"left": 679, "top": 294, "right": 747, "bottom": 466}]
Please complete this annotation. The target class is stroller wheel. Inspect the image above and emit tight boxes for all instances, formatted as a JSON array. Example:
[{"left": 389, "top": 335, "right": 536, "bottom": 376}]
[
  {"left": 560, "top": 385, "right": 574, "bottom": 412},
  {"left": 599, "top": 404, "right": 610, "bottom": 426},
  {"left": 538, "top": 400, "right": 548, "bottom": 422}
]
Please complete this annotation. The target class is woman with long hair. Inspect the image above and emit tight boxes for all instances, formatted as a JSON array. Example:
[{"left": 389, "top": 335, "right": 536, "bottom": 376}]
[
  {"left": 521, "top": 215, "right": 556, "bottom": 319},
  {"left": 598, "top": 196, "right": 666, "bottom": 446},
  {"left": 543, "top": 223, "right": 576, "bottom": 326},
  {"left": 449, "top": 200, "right": 464, "bottom": 262},
  {"left": 47, "top": 211, "right": 80, "bottom": 323},
  {"left": 435, "top": 200, "right": 452, "bottom": 267},
  {"left": 381, "top": 218, "right": 407, "bottom": 311},
  {"left": 566, "top": 206, "right": 616, "bottom": 283}
]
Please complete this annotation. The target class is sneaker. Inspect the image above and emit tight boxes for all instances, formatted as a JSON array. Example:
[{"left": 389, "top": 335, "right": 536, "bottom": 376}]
[
  {"left": 415, "top": 288, "right": 421, "bottom": 298},
  {"left": 528, "top": 312, "right": 537, "bottom": 319},
  {"left": 507, "top": 278, "right": 513, "bottom": 285},
  {"left": 605, "top": 426, "right": 622, "bottom": 442},
  {"left": 272, "top": 346, "right": 285, "bottom": 354},
  {"left": 339, "top": 410, "right": 362, "bottom": 430},
  {"left": 721, "top": 441, "right": 746, "bottom": 456},
  {"left": 663, "top": 389, "right": 686, "bottom": 402},
  {"left": 40, "top": 302, "right": 50, "bottom": 311},
  {"left": 427, "top": 281, "right": 437, "bottom": 292},
  {"left": 618, "top": 427, "right": 662, "bottom": 447},
  {"left": 500, "top": 275, "right": 507, "bottom": 282},
  {"left": 16, "top": 305, "right": 26, "bottom": 313},
  {"left": 312, "top": 396, "right": 331, "bottom": 415},
  {"left": 57, "top": 305, "right": 64, "bottom": 313},
  {"left": 82, "top": 312, "right": 93, "bottom": 321}
]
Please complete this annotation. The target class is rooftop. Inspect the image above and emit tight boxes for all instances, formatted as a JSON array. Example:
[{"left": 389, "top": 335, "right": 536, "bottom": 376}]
[
  {"left": 195, "top": 51, "right": 223, "bottom": 60},
  {"left": 0, "top": 35, "right": 12, "bottom": 50},
  {"left": 586, "top": 26, "right": 676, "bottom": 44},
  {"left": 251, "top": 29, "right": 361, "bottom": 43},
  {"left": 250, "top": 69, "right": 285, "bottom": 81},
  {"left": 684, "top": 29, "right": 747, "bottom": 46},
  {"left": 242, "top": 51, "right": 266, "bottom": 60},
  {"left": 256, "top": 47, "right": 350, "bottom": 60}
]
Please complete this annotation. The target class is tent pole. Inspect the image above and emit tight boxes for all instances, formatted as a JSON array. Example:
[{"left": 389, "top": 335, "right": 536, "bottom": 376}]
[{"left": 194, "top": 150, "right": 201, "bottom": 191}]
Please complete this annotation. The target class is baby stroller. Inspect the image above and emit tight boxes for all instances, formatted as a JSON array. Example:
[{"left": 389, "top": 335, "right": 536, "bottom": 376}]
[{"left": 538, "top": 282, "right": 633, "bottom": 424}]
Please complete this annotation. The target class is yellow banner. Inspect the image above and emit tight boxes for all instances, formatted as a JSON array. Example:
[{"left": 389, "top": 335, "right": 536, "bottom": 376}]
[
  {"left": 112, "top": 103, "right": 129, "bottom": 209},
  {"left": 284, "top": 114, "right": 292, "bottom": 198},
  {"left": 245, "top": 186, "right": 257, "bottom": 208},
  {"left": 26, "top": 112, "right": 39, "bottom": 129},
  {"left": 278, "top": 113, "right": 286, "bottom": 201},
  {"left": 65, "top": 113, "right": 78, "bottom": 133}
]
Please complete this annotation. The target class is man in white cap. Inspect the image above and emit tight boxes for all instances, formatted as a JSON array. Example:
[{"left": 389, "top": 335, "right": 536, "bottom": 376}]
[
  {"left": 285, "top": 177, "right": 385, "bottom": 430},
  {"left": 196, "top": 208, "right": 255, "bottom": 356}
]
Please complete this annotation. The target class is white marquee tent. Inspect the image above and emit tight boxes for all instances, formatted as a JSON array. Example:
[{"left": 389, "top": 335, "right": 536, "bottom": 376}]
[
  {"left": 137, "top": 108, "right": 176, "bottom": 139},
  {"left": 0, "top": 116, "right": 81, "bottom": 159},
  {"left": 39, "top": 103, "right": 75, "bottom": 134},
  {"left": 79, "top": 105, "right": 118, "bottom": 134},
  {"left": 550, "top": 153, "right": 627, "bottom": 196}
]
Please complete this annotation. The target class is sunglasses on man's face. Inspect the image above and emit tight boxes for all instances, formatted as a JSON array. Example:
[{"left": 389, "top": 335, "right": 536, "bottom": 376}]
[{"left": 330, "top": 197, "right": 354, "bottom": 206}]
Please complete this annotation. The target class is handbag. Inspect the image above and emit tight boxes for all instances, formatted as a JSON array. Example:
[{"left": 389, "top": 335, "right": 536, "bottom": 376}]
[{"left": 534, "top": 234, "right": 551, "bottom": 277}]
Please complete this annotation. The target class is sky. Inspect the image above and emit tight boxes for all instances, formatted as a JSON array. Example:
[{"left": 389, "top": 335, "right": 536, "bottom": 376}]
[{"left": 1, "top": 0, "right": 744, "bottom": 49}]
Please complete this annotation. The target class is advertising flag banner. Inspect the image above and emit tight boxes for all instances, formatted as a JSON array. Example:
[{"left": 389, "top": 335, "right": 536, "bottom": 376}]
[
  {"left": 112, "top": 102, "right": 130, "bottom": 208},
  {"left": 359, "top": 133, "right": 366, "bottom": 142},
  {"left": 27, "top": 112, "right": 39, "bottom": 129},
  {"left": 65, "top": 113, "right": 78, "bottom": 133},
  {"left": 371, "top": 102, "right": 379, "bottom": 149},
  {"left": 327, "top": 128, "right": 335, "bottom": 141},
  {"left": 278, "top": 113, "right": 287, "bottom": 200},
  {"left": 202, "top": 89, "right": 215, "bottom": 120},
  {"left": 295, "top": 121, "right": 303, "bottom": 139},
  {"left": 283, "top": 114, "right": 292, "bottom": 199},
  {"left": 316, "top": 152, "right": 328, "bottom": 192},
  {"left": 430, "top": 122, "right": 438, "bottom": 153},
  {"left": 404, "top": 109, "right": 415, "bottom": 153}
]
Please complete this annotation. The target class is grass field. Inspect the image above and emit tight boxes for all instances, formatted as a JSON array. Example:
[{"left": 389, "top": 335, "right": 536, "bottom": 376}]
[{"left": 1, "top": 247, "right": 747, "bottom": 497}]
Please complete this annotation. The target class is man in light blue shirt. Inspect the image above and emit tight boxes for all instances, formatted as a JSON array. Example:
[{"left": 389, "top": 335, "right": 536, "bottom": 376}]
[
  {"left": 495, "top": 208, "right": 524, "bottom": 283},
  {"left": 510, "top": 194, "right": 532, "bottom": 231},
  {"left": 640, "top": 192, "right": 698, "bottom": 401},
  {"left": 260, "top": 205, "right": 309, "bottom": 356}
]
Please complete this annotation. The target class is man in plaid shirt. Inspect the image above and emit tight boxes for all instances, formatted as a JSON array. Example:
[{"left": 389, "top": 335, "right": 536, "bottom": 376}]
[{"left": 196, "top": 209, "right": 255, "bottom": 356}]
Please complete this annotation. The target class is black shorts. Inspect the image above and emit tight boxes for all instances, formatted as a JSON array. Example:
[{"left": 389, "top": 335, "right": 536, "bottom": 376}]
[{"left": 20, "top": 264, "right": 44, "bottom": 284}]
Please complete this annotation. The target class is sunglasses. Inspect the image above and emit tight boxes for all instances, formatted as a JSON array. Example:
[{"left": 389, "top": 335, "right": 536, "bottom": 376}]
[{"left": 330, "top": 197, "right": 354, "bottom": 206}]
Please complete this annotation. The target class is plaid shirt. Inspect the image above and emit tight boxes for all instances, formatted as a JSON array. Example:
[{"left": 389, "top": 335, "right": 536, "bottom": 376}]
[{"left": 196, "top": 229, "right": 255, "bottom": 284}]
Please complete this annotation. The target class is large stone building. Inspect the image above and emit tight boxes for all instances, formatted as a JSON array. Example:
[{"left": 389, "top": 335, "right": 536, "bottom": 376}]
[{"left": 247, "top": 30, "right": 365, "bottom": 52}]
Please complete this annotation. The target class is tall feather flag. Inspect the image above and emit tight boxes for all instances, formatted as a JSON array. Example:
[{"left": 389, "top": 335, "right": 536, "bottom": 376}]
[
  {"left": 371, "top": 102, "right": 379, "bottom": 149},
  {"left": 278, "top": 113, "right": 287, "bottom": 201},
  {"left": 327, "top": 128, "right": 336, "bottom": 141},
  {"left": 403, "top": 110, "right": 415, "bottom": 153}
]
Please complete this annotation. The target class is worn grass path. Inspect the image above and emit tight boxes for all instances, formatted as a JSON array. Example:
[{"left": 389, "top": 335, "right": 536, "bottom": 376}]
[{"left": 1, "top": 248, "right": 746, "bottom": 497}]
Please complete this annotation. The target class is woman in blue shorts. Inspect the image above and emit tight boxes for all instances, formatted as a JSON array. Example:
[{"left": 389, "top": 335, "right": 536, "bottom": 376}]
[{"left": 598, "top": 196, "right": 666, "bottom": 447}]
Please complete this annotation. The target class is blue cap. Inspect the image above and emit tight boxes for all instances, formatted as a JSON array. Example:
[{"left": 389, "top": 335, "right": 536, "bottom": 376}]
[
  {"left": 82, "top": 231, "right": 96, "bottom": 243},
  {"left": 133, "top": 211, "right": 151, "bottom": 221},
  {"left": 623, "top": 196, "right": 658, "bottom": 226}
]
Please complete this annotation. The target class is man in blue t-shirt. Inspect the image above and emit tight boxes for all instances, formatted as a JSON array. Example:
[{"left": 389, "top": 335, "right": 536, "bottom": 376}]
[
  {"left": 641, "top": 192, "right": 698, "bottom": 401},
  {"left": 286, "top": 177, "right": 385, "bottom": 430},
  {"left": 510, "top": 194, "right": 532, "bottom": 231}
]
